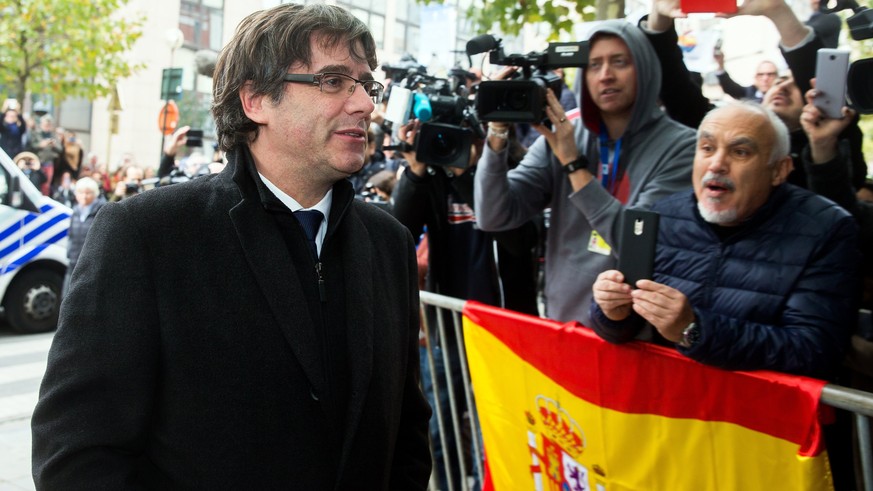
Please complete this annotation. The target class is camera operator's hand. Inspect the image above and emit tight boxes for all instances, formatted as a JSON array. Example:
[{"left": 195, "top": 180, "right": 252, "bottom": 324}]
[
  {"left": 399, "top": 119, "right": 427, "bottom": 177},
  {"left": 164, "top": 126, "right": 191, "bottom": 157},
  {"left": 533, "top": 90, "right": 595, "bottom": 192},
  {"left": 484, "top": 66, "right": 519, "bottom": 153},
  {"left": 532, "top": 89, "right": 579, "bottom": 165},
  {"left": 801, "top": 79, "right": 855, "bottom": 164}
]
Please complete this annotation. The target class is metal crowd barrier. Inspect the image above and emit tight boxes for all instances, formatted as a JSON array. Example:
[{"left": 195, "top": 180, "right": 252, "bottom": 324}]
[{"left": 419, "top": 290, "right": 873, "bottom": 491}]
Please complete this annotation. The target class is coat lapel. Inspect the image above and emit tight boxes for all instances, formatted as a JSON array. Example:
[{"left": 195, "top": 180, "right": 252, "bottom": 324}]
[
  {"left": 335, "top": 204, "right": 375, "bottom": 476},
  {"left": 226, "top": 157, "right": 325, "bottom": 397}
]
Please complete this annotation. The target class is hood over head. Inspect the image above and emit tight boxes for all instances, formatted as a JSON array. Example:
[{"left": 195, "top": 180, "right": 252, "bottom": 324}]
[{"left": 577, "top": 20, "right": 663, "bottom": 137}]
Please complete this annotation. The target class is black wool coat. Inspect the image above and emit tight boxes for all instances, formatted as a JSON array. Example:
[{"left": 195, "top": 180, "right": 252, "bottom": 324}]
[{"left": 32, "top": 147, "right": 432, "bottom": 489}]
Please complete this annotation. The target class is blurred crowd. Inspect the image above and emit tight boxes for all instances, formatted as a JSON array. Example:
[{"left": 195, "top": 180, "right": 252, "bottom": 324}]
[{"left": 1, "top": 99, "right": 225, "bottom": 205}]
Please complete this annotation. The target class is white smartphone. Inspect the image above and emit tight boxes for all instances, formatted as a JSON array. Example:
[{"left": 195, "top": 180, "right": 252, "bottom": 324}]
[{"left": 814, "top": 49, "right": 850, "bottom": 119}]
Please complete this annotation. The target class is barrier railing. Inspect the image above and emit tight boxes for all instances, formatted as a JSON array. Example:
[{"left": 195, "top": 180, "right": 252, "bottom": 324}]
[{"left": 419, "top": 290, "right": 873, "bottom": 491}]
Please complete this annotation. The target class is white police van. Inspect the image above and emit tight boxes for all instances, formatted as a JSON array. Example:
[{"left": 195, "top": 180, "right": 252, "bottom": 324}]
[{"left": 0, "top": 148, "right": 71, "bottom": 333}]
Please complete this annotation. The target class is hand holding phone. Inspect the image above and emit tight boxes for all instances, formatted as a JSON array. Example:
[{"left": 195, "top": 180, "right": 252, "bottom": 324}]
[
  {"left": 813, "top": 49, "right": 850, "bottom": 119},
  {"left": 617, "top": 209, "right": 660, "bottom": 287}
]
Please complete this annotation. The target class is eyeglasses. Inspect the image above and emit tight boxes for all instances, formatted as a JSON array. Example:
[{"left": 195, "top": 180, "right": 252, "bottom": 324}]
[
  {"left": 283, "top": 72, "right": 384, "bottom": 104},
  {"left": 756, "top": 72, "right": 778, "bottom": 78}
]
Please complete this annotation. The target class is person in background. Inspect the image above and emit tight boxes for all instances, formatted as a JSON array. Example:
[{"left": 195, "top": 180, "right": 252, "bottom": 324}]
[
  {"left": 52, "top": 172, "right": 76, "bottom": 208},
  {"left": 109, "top": 165, "right": 144, "bottom": 201},
  {"left": 349, "top": 124, "right": 398, "bottom": 195},
  {"left": 713, "top": 57, "right": 779, "bottom": 103},
  {"left": 32, "top": 4, "right": 431, "bottom": 489},
  {"left": 62, "top": 177, "right": 104, "bottom": 295},
  {"left": 27, "top": 115, "right": 65, "bottom": 195},
  {"left": 158, "top": 125, "right": 191, "bottom": 178},
  {"left": 1, "top": 100, "right": 27, "bottom": 158},
  {"left": 591, "top": 102, "right": 860, "bottom": 489},
  {"left": 61, "top": 130, "right": 84, "bottom": 181},
  {"left": 393, "top": 119, "right": 540, "bottom": 489},
  {"left": 364, "top": 168, "right": 396, "bottom": 202},
  {"left": 640, "top": 0, "right": 867, "bottom": 191},
  {"left": 474, "top": 20, "right": 696, "bottom": 326},
  {"left": 590, "top": 102, "right": 858, "bottom": 379},
  {"left": 14, "top": 151, "right": 47, "bottom": 191}
]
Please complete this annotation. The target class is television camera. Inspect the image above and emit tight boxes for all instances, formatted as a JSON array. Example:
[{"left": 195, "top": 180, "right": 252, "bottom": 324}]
[
  {"left": 382, "top": 65, "right": 484, "bottom": 169},
  {"left": 822, "top": 0, "right": 873, "bottom": 113},
  {"left": 466, "top": 34, "right": 588, "bottom": 123}
]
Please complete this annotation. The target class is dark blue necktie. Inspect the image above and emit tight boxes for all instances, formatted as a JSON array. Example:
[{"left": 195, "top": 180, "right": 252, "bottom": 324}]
[{"left": 293, "top": 209, "right": 323, "bottom": 260}]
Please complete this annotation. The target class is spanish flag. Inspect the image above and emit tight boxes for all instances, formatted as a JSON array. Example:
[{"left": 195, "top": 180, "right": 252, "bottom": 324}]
[{"left": 462, "top": 302, "right": 834, "bottom": 491}]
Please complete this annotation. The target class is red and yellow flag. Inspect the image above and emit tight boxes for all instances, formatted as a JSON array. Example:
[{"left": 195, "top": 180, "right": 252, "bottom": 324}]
[{"left": 462, "top": 302, "right": 834, "bottom": 491}]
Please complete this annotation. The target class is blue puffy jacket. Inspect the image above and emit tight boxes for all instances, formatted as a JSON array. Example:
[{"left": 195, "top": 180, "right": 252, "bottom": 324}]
[{"left": 590, "top": 184, "right": 860, "bottom": 379}]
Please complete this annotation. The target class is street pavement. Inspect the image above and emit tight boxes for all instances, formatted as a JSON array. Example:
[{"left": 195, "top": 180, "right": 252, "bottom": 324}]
[{"left": 0, "top": 330, "right": 53, "bottom": 491}]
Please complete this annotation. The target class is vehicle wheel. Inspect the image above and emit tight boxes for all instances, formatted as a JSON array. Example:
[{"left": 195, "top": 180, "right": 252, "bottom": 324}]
[{"left": 5, "top": 269, "right": 63, "bottom": 334}]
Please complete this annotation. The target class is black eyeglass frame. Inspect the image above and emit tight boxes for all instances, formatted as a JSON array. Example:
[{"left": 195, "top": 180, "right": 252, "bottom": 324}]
[{"left": 283, "top": 72, "right": 384, "bottom": 104}]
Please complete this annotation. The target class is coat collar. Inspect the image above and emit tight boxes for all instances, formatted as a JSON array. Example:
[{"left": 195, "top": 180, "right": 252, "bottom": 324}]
[{"left": 225, "top": 147, "right": 375, "bottom": 462}]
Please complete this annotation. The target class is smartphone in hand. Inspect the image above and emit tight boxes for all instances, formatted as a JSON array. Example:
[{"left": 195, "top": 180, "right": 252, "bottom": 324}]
[
  {"left": 814, "top": 49, "right": 850, "bottom": 119},
  {"left": 617, "top": 209, "right": 659, "bottom": 287},
  {"left": 186, "top": 129, "right": 204, "bottom": 147}
]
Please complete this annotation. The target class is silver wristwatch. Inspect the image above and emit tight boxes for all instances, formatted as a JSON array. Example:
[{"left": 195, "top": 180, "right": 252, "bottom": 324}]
[{"left": 678, "top": 322, "right": 699, "bottom": 348}]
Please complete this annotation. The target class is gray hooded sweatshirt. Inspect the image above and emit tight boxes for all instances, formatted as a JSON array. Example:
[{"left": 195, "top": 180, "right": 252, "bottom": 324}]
[{"left": 474, "top": 19, "right": 696, "bottom": 326}]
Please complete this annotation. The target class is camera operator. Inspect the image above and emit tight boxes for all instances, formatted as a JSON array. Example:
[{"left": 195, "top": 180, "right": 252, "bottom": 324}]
[
  {"left": 14, "top": 151, "right": 48, "bottom": 190},
  {"left": 474, "top": 20, "right": 696, "bottom": 326},
  {"left": 349, "top": 124, "right": 399, "bottom": 195},
  {"left": 392, "top": 117, "right": 540, "bottom": 490},
  {"left": 110, "top": 165, "right": 144, "bottom": 201}
]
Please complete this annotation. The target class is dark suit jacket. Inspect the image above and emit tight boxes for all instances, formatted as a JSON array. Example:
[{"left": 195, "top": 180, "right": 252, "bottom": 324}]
[{"left": 32, "top": 147, "right": 432, "bottom": 489}]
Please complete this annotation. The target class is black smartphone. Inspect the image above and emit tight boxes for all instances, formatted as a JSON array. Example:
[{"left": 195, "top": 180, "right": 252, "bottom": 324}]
[
  {"left": 186, "top": 128, "right": 204, "bottom": 148},
  {"left": 617, "top": 208, "right": 659, "bottom": 287}
]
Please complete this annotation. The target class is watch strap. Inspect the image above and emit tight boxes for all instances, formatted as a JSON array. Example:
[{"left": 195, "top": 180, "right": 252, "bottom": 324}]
[{"left": 562, "top": 155, "right": 589, "bottom": 174}]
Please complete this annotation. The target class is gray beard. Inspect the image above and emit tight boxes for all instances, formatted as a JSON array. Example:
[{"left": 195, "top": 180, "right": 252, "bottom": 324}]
[{"left": 697, "top": 199, "right": 737, "bottom": 225}]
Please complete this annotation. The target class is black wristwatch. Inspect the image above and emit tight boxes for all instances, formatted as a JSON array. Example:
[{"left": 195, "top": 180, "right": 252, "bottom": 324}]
[
  {"left": 678, "top": 322, "right": 699, "bottom": 348},
  {"left": 562, "top": 155, "right": 589, "bottom": 174}
]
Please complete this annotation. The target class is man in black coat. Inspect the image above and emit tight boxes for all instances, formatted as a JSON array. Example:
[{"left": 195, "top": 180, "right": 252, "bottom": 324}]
[{"left": 32, "top": 4, "right": 432, "bottom": 489}]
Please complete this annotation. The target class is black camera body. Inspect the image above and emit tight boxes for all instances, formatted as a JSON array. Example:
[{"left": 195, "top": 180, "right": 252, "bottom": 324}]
[
  {"left": 467, "top": 36, "right": 588, "bottom": 123},
  {"left": 414, "top": 122, "right": 475, "bottom": 169},
  {"left": 382, "top": 66, "right": 484, "bottom": 169}
]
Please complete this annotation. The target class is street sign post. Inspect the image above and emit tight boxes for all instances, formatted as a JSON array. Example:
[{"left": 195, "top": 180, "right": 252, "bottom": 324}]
[{"left": 160, "top": 68, "right": 184, "bottom": 101}]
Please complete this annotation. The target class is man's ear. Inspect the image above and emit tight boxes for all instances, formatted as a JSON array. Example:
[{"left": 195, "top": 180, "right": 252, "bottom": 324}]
[
  {"left": 240, "top": 82, "right": 269, "bottom": 124},
  {"left": 771, "top": 155, "right": 793, "bottom": 186}
]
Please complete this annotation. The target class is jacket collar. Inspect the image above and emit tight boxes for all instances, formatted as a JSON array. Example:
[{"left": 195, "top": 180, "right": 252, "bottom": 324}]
[{"left": 228, "top": 145, "right": 356, "bottom": 238}]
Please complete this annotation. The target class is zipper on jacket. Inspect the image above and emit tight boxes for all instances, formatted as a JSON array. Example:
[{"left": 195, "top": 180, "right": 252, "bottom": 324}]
[{"left": 315, "top": 261, "right": 326, "bottom": 302}]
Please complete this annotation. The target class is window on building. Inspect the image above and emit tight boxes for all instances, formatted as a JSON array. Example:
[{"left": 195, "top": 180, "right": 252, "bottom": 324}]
[
  {"left": 179, "top": 0, "right": 224, "bottom": 51},
  {"left": 370, "top": 14, "right": 385, "bottom": 50}
]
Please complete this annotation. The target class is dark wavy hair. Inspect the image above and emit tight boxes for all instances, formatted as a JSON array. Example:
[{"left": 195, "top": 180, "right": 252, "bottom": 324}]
[{"left": 211, "top": 3, "right": 378, "bottom": 151}]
